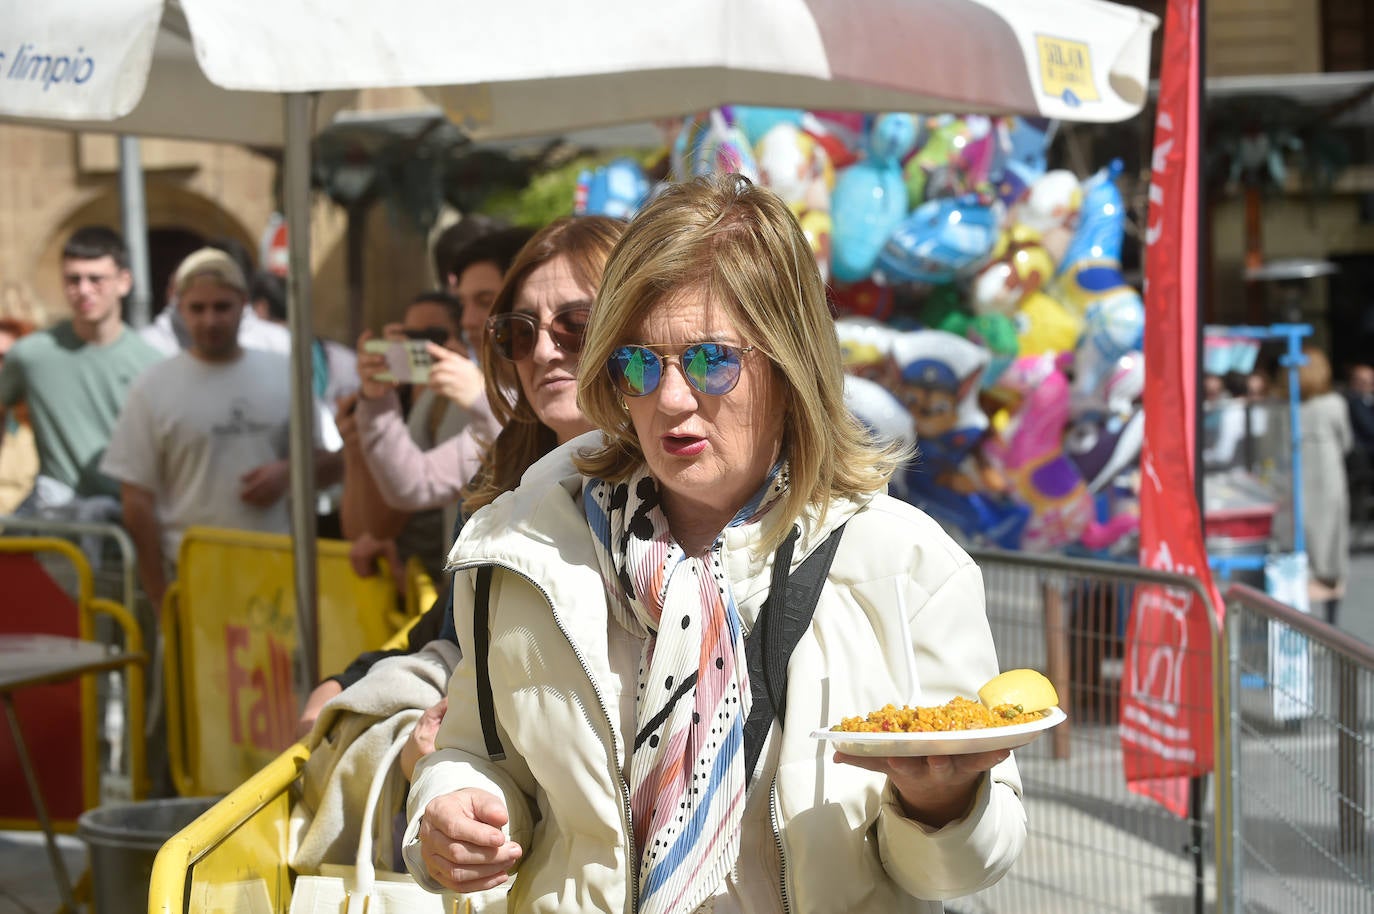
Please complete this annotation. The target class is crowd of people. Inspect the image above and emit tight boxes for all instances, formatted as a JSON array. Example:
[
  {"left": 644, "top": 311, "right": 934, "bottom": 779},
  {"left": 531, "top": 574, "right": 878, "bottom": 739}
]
[
  {"left": 1201, "top": 350, "right": 1373, "bottom": 624},
  {"left": 1, "top": 176, "right": 1033, "bottom": 911}
]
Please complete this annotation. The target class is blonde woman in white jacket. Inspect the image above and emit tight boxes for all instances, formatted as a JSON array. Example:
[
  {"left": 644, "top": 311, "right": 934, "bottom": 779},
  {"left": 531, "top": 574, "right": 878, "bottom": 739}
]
[{"left": 405, "top": 175, "right": 1026, "bottom": 914}]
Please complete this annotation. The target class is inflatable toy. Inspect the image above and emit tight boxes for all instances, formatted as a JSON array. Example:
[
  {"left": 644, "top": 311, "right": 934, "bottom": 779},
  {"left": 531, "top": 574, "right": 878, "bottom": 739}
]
[
  {"left": 573, "top": 157, "right": 650, "bottom": 220},
  {"left": 671, "top": 108, "right": 760, "bottom": 183},
  {"left": 830, "top": 116, "right": 914, "bottom": 283},
  {"left": 985, "top": 353, "right": 1135, "bottom": 552},
  {"left": 875, "top": 194, "right": 998, "bottom": 286}
]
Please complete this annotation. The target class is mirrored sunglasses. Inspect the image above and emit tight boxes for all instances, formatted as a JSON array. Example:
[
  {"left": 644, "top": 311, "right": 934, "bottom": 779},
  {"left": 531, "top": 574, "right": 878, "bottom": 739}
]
[
  {"left": 607, "top": 342, "right": 754, "bottom": 397},
  {"left": 486, "top": 307, "right": 590, "bottom": 362}
]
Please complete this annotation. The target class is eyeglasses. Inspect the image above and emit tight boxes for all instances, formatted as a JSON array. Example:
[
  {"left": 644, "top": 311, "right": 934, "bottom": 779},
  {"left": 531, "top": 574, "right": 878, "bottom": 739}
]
[
  {"left": 607, "top": 342, "right": 755, "bottom": 397},
  {"left": 403, "top": 326, "right": 451, "bottom": 346},
  {"left": 486, "top": 307, "right": 590, "bottom": 362}
]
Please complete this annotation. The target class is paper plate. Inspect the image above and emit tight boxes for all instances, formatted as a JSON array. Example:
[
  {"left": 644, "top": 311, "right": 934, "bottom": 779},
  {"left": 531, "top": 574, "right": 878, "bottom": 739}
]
[{"left": 811, "top": 707, "right": 1067, "bottom": 757}]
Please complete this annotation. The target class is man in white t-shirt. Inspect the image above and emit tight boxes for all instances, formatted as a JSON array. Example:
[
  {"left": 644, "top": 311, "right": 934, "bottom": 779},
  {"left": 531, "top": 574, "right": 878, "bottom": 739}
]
[{"left": 102, "top": 248, "right": 338, "bottom": 610}]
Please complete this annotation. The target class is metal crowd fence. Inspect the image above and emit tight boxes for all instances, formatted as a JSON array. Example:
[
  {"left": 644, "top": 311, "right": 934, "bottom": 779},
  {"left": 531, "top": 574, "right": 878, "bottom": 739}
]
[
  {"left": 99, "top": 539, "right": 1374, "bottom": 912},
  {"left": 0, "top": 514, "right": 139, "bottom": 616},
  {"left": 957, "top": 547, "right": 1224, "bottom": 914},
  {"left": 0, "top": 515, "right": 148, "bottom": 804},
  {"left": 1223, "top": 584, "right": 1374, "bottom": 914}
]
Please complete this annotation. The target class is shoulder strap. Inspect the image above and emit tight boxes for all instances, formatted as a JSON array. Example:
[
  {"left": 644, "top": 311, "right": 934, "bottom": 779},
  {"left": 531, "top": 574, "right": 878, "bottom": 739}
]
[
  {"left": 474, "top": 522, "right": 848, "bottom": 776},
  {"left": 742, "top": 522, "right": 846, "bottom": 782},
  {"left": 473, "top": 566, "right": 506, "bottom": 761}
]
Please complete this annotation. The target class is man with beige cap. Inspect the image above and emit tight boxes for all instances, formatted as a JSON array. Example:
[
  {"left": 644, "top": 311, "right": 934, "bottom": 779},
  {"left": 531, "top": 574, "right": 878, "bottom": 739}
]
[{"left": 102, "top": 248, "right": 338, "bottom": 610}]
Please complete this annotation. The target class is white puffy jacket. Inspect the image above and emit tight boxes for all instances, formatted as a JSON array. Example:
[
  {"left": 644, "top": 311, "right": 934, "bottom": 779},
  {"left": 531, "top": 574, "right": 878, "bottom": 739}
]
[{"left": 405, "top": 439, "right": 1026, "bottom": 913}]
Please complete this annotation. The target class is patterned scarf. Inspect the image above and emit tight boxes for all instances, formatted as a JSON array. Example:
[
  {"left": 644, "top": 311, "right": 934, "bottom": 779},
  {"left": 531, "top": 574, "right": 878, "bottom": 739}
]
[{"left": 583, "top": 464, "right": 787, "bottom": 914}]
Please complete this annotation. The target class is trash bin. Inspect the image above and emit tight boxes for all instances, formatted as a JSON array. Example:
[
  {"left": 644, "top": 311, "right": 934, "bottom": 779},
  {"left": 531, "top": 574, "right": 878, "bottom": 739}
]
[{"left": 78, "top": 796, "right": 218, "bottom": 914}]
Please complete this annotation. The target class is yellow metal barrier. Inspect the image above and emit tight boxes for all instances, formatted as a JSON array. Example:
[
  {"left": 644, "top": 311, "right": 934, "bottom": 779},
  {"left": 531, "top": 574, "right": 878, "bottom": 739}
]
[
  {"left": 163, "top": 528, "right": 413, "bottom": 796},
  {"left": 149, "top": 619, "right": 431, "bottom": 913},
  {"left": 0, "top": 536, "right": 146, "bottom": 829},
  {"left": 148, "top": 741, "right": 308, "bottom": 914},
  {"left": 405, "top": 555, "right": 439, "bottom": 620}
]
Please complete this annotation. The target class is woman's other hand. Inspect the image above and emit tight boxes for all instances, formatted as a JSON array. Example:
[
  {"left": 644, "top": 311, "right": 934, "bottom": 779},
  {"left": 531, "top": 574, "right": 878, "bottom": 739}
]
[
  {"left": 835, "top": 748, "right": 1010, "bottom": 829},
  {"left": 419, "top": 788, "right": 522, "bottom": 892},
  {"left": 400, "top": 697, "right": 447, "bottom": 781},
  {"left": 426, "top": 343, "right": 484, "bottom": 410}
]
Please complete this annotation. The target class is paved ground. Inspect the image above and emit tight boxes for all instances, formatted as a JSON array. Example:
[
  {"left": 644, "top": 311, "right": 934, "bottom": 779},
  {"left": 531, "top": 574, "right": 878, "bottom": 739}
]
[{"left": 5, "top": 535, "right": 1372, "bottom": 913}]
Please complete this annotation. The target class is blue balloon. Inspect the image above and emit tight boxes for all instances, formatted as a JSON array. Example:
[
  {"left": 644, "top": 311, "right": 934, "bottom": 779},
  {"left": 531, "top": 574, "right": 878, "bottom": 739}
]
[
  {"left": 868, "top": 113, "right": 919, "bottom": 162},
  {"left": 875, "top": 194, "right": 999, "bottom": 285},
  {"left": 727, "top": 106, "right": 805, "bottom": 146},
  {"left": 1059, "top": 159, "right": 1126, "bottom": 270},
  {"left": 575, "top": 158, "right": 650, "bottom": 220},
  {"left": 830, "top": 161, "right": 908, "bottom": 283}
]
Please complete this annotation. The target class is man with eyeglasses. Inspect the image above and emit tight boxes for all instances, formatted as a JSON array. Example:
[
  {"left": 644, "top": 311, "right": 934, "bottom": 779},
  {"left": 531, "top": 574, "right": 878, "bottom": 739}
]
[{"left": 0, "top": 226, "right": 162, "bottom": 526}]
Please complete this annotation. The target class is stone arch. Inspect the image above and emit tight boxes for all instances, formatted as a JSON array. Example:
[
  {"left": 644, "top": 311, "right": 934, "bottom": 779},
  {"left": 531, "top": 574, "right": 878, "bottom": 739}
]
[{"left": 33, "top": 181, "right": 256, "bottom": 321}]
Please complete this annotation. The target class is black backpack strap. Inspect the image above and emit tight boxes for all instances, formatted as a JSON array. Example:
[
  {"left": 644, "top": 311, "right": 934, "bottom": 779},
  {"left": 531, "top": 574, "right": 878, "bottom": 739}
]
[
  {"left": 743, "top": 522, "right": 846, "bottom": 782},
  {"left": 473, "top": 566, "right": 506, "bottom": 761}
]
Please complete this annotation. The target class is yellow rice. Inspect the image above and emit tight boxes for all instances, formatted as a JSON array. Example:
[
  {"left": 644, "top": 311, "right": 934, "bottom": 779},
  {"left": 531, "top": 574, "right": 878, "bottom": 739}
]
[{"left": 834, "top": 696, "right": 1047, "bottom": 733}]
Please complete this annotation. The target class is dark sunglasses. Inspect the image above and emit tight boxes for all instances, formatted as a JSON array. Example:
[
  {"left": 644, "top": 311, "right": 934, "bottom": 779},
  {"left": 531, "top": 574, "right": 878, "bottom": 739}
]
[
  {"left": 607, "top": 342, "right": 754, "bottom": 397},
  {"left": 486, "top": 307, "right": 590, "bottom": 362},
  {"left": 403, "top": 326, "right": 451, "bottom": 346}
]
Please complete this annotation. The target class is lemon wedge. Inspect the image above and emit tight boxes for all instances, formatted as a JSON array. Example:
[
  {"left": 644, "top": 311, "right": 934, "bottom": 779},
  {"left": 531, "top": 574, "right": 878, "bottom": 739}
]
[{"left": 978, "top": 669, "right": 1059, "bottom": 712}]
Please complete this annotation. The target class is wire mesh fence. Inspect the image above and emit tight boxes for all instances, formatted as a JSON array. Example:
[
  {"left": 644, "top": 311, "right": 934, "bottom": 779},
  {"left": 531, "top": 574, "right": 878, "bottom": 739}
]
[
  {"left": 955, "top": 549, "right": 1220, "bottom": 914},
  {"left": 1224, "top": 584, "right": 1374, "bottom": 914}
]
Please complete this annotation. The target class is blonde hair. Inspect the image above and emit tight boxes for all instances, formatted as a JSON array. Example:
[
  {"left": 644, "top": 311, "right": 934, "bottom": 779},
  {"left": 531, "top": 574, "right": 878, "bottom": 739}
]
[
  {"left": 1295, "top": 346, "right": 1333, "bottom": 401},
  {"left": 575, "top": 174, "right": 907, "bottom": 555},
  {"left": 462, "top": 216, "right": 627, "bottom": 515}
]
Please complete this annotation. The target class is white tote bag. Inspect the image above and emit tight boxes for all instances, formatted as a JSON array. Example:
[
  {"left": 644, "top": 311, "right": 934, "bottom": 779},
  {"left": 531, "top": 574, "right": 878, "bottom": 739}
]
[{"left": 290, "top": 733, "right": 451, "bottom": 914}]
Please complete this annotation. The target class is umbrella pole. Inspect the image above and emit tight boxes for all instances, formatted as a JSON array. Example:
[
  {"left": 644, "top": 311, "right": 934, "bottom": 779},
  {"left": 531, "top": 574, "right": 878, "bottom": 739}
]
[
  {"left": 284, "top": 92, "right": 321, "bottom": 702},
  {"left": 118, "top": 135, "right": 152, "bottom": 329}
]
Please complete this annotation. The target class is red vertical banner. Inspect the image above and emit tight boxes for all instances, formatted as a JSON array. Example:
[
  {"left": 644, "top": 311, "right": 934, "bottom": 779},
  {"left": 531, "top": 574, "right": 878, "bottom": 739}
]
[{"left": 1123, "top": 0, "right": 1223, "bottom": 816}]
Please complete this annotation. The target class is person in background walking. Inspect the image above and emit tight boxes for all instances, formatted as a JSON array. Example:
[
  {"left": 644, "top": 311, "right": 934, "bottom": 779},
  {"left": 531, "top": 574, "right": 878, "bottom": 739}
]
[{"left": 1295, "top": 347, "right": 1354, "bottom": 623}]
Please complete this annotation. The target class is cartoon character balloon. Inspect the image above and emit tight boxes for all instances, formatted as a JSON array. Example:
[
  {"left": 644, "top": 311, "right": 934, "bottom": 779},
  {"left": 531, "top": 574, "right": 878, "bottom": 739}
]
[
  {"left": 844, "top": 373, "right": 916, "bottom": 449},
  {"left": 1058, "top": 159, "right": 1126, "bottom": 271},
  {"left": 671, "top": 108, "right": 760, "bottom": 183},
  {"left": 829, "top": 114, "right": 916, "bottom": 283},
  {"left": 904, "top": 116, "right": 996, "bottom": 205},
  {"left": 969, "top": 225, "right": 1057, "bottom": 316},
  {"left": 574, "top": 158, "right": 650, "bottom": 220},
  {"left": 875, "top": 194, "right": 999, "bottom": 286},
  {"left": 1016, "top": 169, "right": 1082, "bottom": 265},
  {"left": 1014, "top": 291, "right": 1083, "bottom": 357},
  {"left": 985, "top": 353, "right": 1135, "bottom": 552},
  {"left": 830, "top": 279, "right": 894, "bottom": 322},
  {"left": 1070, "top": 287, "right": 1145, "bottom": 407},
  {"left": 1065, "top": 351, "right": 1145, "bottom": 494},
  {"left": 887, "top": 330, "right": 1029, "bottom": 548},
  {"left": 987, "top": 117, "right": 1052, "bottom": 208}
]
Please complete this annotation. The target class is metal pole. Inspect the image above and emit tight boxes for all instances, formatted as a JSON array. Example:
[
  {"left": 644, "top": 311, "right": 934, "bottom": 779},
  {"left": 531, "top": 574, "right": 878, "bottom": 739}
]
[
  {"left": 118, "top": 135, "right": 153, "bottom": 328},
  {"left": 1226, "top": 591, "right": 1243, "bottom": 912},
  {"left": 283, "top": 93, "right": 319, "bottom": 700},
  {"left": 1189, "top": 2, "right": 1209, "bottom": 911}
]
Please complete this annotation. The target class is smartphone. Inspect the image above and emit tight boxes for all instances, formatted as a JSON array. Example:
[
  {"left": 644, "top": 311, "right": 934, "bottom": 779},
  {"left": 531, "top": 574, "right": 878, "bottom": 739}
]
[{"left": 364, "top": 338, "right": 432, "bottom": 384}]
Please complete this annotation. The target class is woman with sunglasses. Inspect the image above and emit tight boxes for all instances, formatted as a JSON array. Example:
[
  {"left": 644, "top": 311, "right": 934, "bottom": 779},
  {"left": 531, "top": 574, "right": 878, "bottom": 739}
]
[
  {"left": 406, "top": 175, "right": 1024, "bottom": 913},
  {"left": 296, "top": 216, "right": 624, "bottom": 740}
]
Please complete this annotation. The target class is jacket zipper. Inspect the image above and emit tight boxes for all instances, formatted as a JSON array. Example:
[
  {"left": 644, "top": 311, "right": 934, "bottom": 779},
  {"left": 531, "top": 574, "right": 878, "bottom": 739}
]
[
  {"left": 769, "top": 780, "right": 792, "bottom": 914},
  {"left": 453, "top": 559, "right": 639, "bottom": 914}
]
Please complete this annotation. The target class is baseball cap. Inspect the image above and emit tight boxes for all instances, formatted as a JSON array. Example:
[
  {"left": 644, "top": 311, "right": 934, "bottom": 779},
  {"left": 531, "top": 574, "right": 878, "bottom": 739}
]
[{"left": 173, "top": 248, "right": 248, "bottom": 298}]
